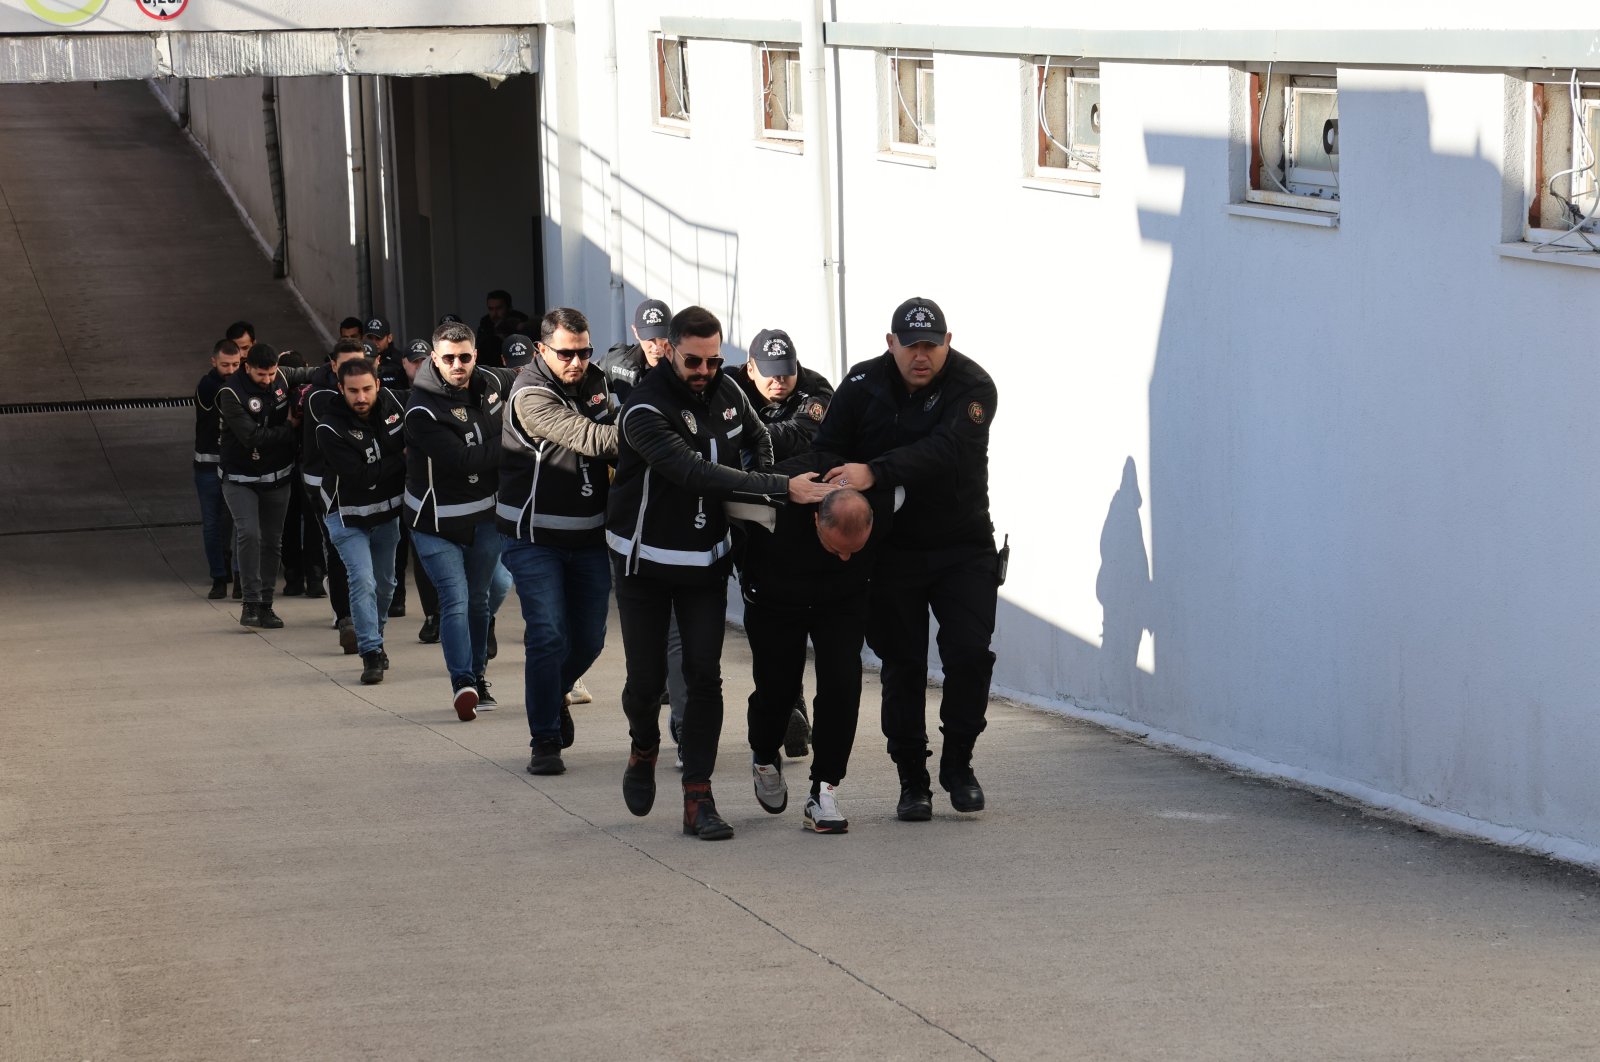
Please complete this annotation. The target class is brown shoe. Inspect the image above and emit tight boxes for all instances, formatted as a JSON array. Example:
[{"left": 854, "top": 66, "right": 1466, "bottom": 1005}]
[
  {"left": 622, "top": 744, "right": 658, "bottom": 816},
  {"left": 683, "top": 782, "right": 734, "bottom": 840}
]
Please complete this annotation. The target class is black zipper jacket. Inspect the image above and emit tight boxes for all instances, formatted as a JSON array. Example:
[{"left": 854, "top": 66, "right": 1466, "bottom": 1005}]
[
  {"left": 194, "top": 369, "right": 228, "bottom": 468},
  {"left": 733, "top": 362, "right": 835, "bottom": 462},
  {"left": 498, "top": 353, "right": 618, "bottom": 547},
  {"left": 605, "top": 364, "right": 786, "bottom": 583},
  {"left": 217, "top": 368, "right": 298, "bottom": 489},
  {"left": 316, "top": 389, "right": 407, "bottom": 530},
  {"left": 812, "top": 349, "right": 997, "bottom": 551},
  {"left": 403, "top": 359, "right": 512, "bottom": 543}
]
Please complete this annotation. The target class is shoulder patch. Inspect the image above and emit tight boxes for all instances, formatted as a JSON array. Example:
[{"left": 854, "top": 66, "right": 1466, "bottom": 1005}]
[
  {"left": 488, "top": 392, "right": 501, "bottom": 405},
  {"left": 849, "top": 373, "right": 866, "bottom": 383},
  {"left": 385, "top": 413, "right": 400, "bottom": 425},
  {"left": 588, "top": 393, "right": 606, "bottom": 407},
  {"left": 722, "top": 406, "right": 737, "bottom": 421},
  {"left": 967, "top": 401, "right": 986, "bottom": 424},
  {"left": 806, "top": 400, "right": 826, "bottom": 422}
]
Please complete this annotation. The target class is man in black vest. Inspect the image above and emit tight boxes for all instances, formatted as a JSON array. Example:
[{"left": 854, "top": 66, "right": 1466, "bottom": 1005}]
[
  {"left": 195, "top": 338, "right": 242, "bottom": 599},
  {"left": 316, "top": 357, "right": 407, "bottom": 686},
  {"left": 300, "top": 339, "right": 367, "bottom": 650},
  {"left": 606, "top": 305, "right": 835, "bottom": 840},
  {"left": 815, "top": 296, "right": 1001, "bottom": 821},
  {"left": 404, "top": 321, "right": 514, "bottom": 721},
  {"left": 499, "top": 309, "right": 616, "bottom": 776},
  {"left": 217, "top": 344, "right": 314, "bottom": 628}
]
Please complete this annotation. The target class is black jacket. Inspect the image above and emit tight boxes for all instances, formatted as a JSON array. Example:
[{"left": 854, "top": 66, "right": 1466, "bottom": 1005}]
[
  {"left": 605, "top": 365, "right": 787, "bottom": 583},
  {"left": 316, "top": 390, "right": 407, "bottom": 529},
  {"left": 403, "top": 360, "right": 512, "bottom": 543},
  {"left": 194, "top": 369, "right": 228, "bottom": 467},
  {"left": 733, "top": 362, "right": 834, "bottom": 462},
  {"left": 298, "top": 365, "right": 341, "bottom": 492},
  {"left": 375, "top": 354, "right": 409, "bottom": 393},
  {"left": 217, "top": 368, "right": 298, "bottom": 489},
  {"left": 812, "top": 349, "right": 997, "bottom": 551},
  {"left": 599, "top": 341, "right": 653, "bottom": 407},
  {"left": 738, "top": 453, "right": 893, "bottom": 606},
  {"left": 498, "top": 355, "right": 618, "bottom": 547}
]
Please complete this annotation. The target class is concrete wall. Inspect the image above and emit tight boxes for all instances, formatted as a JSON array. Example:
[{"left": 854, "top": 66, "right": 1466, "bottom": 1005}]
[{"left": 537, "top": 2, "right": 1600, "bottom": 861}]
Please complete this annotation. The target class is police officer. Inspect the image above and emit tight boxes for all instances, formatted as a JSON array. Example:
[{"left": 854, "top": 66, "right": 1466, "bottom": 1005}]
[
  {"left": 404, "top": 321, "right": 516, "bottom": 720},
  {"left": 814, "top": 296, "right": 1000, "bottom": 820},
  {"left": 217, "top": 344, "right": 314, "bottom": 628},
  {"left": 740, "top": 474, "right": 890, "bottom": 834},
  {"left": 735, "top": 328, "right": 834, "bottom": 462},
  {"left": 498, "top": 311, "right": 616, "bottom": 776},
  {"left": 598, "top": 298, "right": 672, "bottom": 406},
  {"left": 195, "top": 338, "right": 242, "bottom": 599},
  {"left": 607, "top": 305, "right": 834, "bottom": 841},
  {"left": 316, "top": 356, "right": 407, "bottom": 686},
  {"left": 386, "top": 337, "right": 439, "bottom": 638},
  {"left": 299, "top": 340, "right": 367, "bottom": 650}
]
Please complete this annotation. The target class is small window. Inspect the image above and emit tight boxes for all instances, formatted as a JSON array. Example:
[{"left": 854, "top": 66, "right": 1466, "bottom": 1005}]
[
  {"left": 883, "top": 51, "right": 935, "bottom": 155},
  {"left": 655, "top": 34, "right": 690, "bottom": 127},
  {"left": 760, "top": 45, "right": 803, "bottom": 141},
  {"left": 1247, "top": 71, "right": 1339, "bottom": 213},
  {"left": 1526, "top": 75, "right": 1600, "bottom": 252},
  {"left": 1032, "top": 58, "right": 1100, "bottom": 182}
]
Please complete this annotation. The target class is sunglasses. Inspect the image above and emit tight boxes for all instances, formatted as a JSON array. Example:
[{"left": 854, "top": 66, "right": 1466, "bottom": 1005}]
[
  {"left": 438, "top": 352, "right": 474, "bottom": 365},
  {"left": 679, "top": 353, "right": 724, "bottom": 371},
  {"left": 544, "top": 345, "right": 594, "bottom": 362}
]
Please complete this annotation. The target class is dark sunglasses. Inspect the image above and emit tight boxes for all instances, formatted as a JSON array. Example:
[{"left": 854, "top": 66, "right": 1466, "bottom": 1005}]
[
  {"left": 438, "top": 351, "right": 474, "bottom": 365},
  {"left": 680, "top": 353, "right": 724, "bottom": 371},
  {"left": 543, "top": 345, "right": 594, "bottom": 362}
]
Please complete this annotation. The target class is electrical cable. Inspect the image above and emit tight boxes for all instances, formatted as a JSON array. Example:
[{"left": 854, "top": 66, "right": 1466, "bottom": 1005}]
[
  {"left": 666, "top": 39, "right": 689, "bottom": 119},
  {"left": 1533, "top": 69, "right": 1600, "bottom": 254},
  {"left": 891, "top": 48, "right": 932, "bottom": 147},
  {"left": 761, "top": 42, "right": 796, "bottom": 131},
  {"left": 1038, "top": 56, "right": 1100, "bottom": 172},
  {"left": 1255, "top": 62, "right": 1293, "bottom": 195}
]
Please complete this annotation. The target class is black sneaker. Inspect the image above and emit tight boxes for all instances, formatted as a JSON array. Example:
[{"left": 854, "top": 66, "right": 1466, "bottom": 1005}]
[
  {"left": 560, "top": 704, "right": 575, "bottom": 749},
  {"left": 452, "top": 679, "right": 479, "bottom": 721},
  {"left": 527, "top": 739, "right": 565, "bottom": 776},
  {"left": 418, "top": 615, "right": 440, "bottom": 644},
  {"left": 257, "top": 605, "right": 285, "bottom": 630},
  {"left": 360, "top": 650, "right": 385, "bottom": 685},
  {"left": 783, "top": 696, "right": 811, "bottom": 759},
  {"left": 239, "top": 603, "right": 262, "bottom": 628},
  {"left": 475, "top": 677, "right": 497, "bottom": 710},
  {"left": 303, "top": 571, "right": 327, "bottom": 599},
  {"left": 380, "top": 649, "right": 390, "bottom": 671},
  {"left": 487, "top": 618, "right": 498, "bottom": 660},
  {"left": 208, "top": 577, "right": 229, "bottom": 600},
  {"left": 622, "top": 744, "right": 658, "bottom": 816},
  {"left": 387, "top": 598, "right": 406, "bottom": 618},
  {"left": 338, "top": 618, "right": 358, "bottom": 655},
  {"left": 683, "top": 783, "right": 734, "bottom": 840},
  {"left": 281, "top": 573, "right": 304, "bottom": 597}
]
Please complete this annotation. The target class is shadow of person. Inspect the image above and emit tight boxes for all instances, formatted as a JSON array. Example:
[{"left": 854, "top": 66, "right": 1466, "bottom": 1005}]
[{"left": 1097, "top": 457, "right": 1151, "bottom": 700}]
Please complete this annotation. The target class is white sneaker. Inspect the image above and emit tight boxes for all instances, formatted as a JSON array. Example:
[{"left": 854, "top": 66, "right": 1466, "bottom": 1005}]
[
  {"left": 804, "top": 783, "right": 848, "bottom": 834},
  {"left": 567, "top": 677, "right": 593, "bottom": 704},
  {"left": 752, "top": 755, "right": 787, "bottom": 814}
]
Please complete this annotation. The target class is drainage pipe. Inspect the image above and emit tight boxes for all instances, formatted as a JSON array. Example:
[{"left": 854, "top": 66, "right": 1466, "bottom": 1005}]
[{"left": 262, "top": 77, "right": 288, "bottom": 278}]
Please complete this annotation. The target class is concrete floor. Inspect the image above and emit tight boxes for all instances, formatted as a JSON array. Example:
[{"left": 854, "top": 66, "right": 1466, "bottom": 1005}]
[{"left": 3, "top": 80, "right": 1600, "bottom": 1062}]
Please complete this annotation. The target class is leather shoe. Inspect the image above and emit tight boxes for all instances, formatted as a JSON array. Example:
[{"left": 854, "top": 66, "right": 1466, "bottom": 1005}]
[
  {"left": 682, "top": 782, "right": 734, "bottom": 840},
  {"left": 622, "top": 744, "right": 658, "bottom": 816},
  {"left": 939, "top": 766, "right": 986, "bottom": 813}
]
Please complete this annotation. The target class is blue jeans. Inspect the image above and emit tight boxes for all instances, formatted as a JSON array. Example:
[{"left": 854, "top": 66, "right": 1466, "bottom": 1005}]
[
  {"left": 324, "top": 516, "right": 402, "bottom": 655},
  {"left": 414, "top": 522, "right": 504, "bottom": 685},
  {"left": 501, "top": 537, "right": 611, "bottom": 746},
  {"left": 194, "top": 464, "right": 232, "bottom": 579}
]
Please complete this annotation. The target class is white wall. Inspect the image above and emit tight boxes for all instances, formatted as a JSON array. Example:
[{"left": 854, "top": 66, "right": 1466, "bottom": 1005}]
[{"left": 541, "top": 4, "right": 1600, "bottom": 861}]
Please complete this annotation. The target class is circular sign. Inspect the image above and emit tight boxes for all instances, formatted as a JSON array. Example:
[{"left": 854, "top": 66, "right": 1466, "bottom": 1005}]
[
  {"left": 135, "top": 0, "right": 187, "bottom": 19},
  {"left": 23, "top": 0, "right": 109, "bottom": 26}
]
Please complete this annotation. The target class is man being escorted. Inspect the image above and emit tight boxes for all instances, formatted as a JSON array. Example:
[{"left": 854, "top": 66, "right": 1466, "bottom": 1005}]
[
  {"left": 606, "top": 306, "right": 833, "bottom": 840},
  {"left": 316, "top": 357, "right": 407, "bottom": 685},
  {"left": 404, "top": 321, "right": 512, "bottom": 720},
  {"left": 194, "top": 338, "right": 242, "bottom": 598},
  {"left": 815, "top": 297, "right": 1000, "bottom": 820},
  {"left": 740, "top": 479, "right": 887, "bottom": 833},
  {"left": 498, "top": 309, "right": 617, "bottom": 776},
  {"left": 217, "top": 344, "right": 310, "bottom": 628}
]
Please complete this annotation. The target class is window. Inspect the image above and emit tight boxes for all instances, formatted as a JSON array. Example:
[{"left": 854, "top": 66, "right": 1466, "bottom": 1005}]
[
  {"left": 1248, "top": 70, "right": 1340, "bottom": 213},
  {"left": 759, "top": 45, "right": 803, "bottom": 141},
  {"left": 1031, "top": 58, "right": 1100, "bottom": 184},
  {"left": 882, "top": 51, "right": 935, "bottom": 156},
  {"left": 655, "top": 34, "right": 690, "bottom": 127},
  {"left": 1524, "top": 74, "right": 1600, "bottom": 253}
]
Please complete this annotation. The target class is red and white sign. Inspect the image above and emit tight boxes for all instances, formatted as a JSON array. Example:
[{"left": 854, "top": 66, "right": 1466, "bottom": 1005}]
[{"left": 135, "top": 0, "right": 187, "bottom": 20}]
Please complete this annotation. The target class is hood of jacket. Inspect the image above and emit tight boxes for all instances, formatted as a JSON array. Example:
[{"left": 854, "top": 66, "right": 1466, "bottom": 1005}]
[{"left": 413, "top": 356, "right": 478, "bottom": 401}]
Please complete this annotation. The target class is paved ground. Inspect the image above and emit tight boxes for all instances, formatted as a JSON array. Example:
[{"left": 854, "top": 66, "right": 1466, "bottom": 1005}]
[{"left": 4, "top": 80, "right": 1600, "bottom": 1062}]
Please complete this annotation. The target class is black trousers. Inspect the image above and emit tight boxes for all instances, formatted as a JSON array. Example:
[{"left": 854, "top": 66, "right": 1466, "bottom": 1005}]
[
  {"left": 867, "top": 545, "right": 999, "bottom": 763},
  {"left": 745, "top": 591, "right": 866, "bottom": 786},
  {"left": 613, "top": 557, "right": 729, "bottom": 786},
  {"left": 304, "top": 484, "right": 351, "bottom": 620}
]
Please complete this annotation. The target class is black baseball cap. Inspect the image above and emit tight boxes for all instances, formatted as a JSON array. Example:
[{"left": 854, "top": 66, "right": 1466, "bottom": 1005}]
[
  {"left": 404, "top": 338, "right": 431, "bottom": 362},
  {"left": 633, "top": 299, "right": 671, "bottom": 341},
  {"left": 891, "top": 297, "right": 947, "bottom": 345},
  {"left": 361, "top": 341, "right": 377, "bottom": 359},
  {"left": 438, "top": 313, "right": 463, "bottom": 325},
  {"left": 363, "top": 316, "right": 390, "bottom": 337},
  {"left": 749, "top": 328, "right": 798, "bottom": 378},
  {"left": 503, "top": 334, "right": 534, "bottom": 368}
]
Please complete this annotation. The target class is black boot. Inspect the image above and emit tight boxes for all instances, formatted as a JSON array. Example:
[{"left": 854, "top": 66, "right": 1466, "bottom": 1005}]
[
  {"left": 281, "top": 569, "right": 304, "bottom": 597},
  {"left": 360, "top": 649, "right": 385, "bottom": 685},
  {"left": 239, "top": 602, "right": 262, "bottom": 628},
  {"left": 895, "top": 750, "right": 934, "bottom": 822},
  {"left": 258, "top": 599, "right": 285, "bottom": 629},
  {"left": 683, "top": 782, "right": 734, "bottom": 840},
  {"left": 783, "top": 689, "right": 811, "bottom": 758},
  {"left": 939, "top": 743, "right": 985, "bottom": 813},
  {"left": 303, "top": 568, "right": 327, "bottom": 599},
  {"left": 622, "top": 744, "right": 658, "bottom": 816},
  {"left": 231, "top": 576, "right": 243, "bottom": 600},
  {"left": 208, "top": 577, "right": 229, "bottom": 600}
]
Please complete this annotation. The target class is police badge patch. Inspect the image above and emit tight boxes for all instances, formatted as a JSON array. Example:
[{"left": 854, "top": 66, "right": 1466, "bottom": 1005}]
[
  {"left": 806, "top": 400, "right": 826, "bottom": 422},
  {"left": 350, "top": 429, "right": 364, "bottom": 440},
  {"left": 967, "top": 401, "right": 986, "bottom": 424},
  {"left": 452, "top": 407, "right": 469, "bottom": 422},
  {"left": 247, "top": 397, "right": 262, "bottom": 413},
  {"left": 722, "top": 407, "right": 737, "bottom": 421},
  {"left": 681, "top": 410, "right": 698, "bottom": 434}
]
